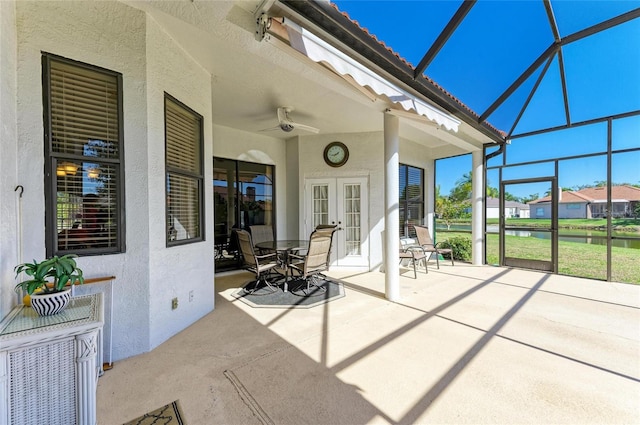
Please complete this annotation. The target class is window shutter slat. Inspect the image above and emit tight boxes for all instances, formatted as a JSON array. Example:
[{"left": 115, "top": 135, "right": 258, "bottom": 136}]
[
  {"left": 50, "top": 60, "right": 119, "bottom": 159},
  {"left": 47, "top": 56, "right": 122, "bottom": 255},
  {"left": 165, "top": 96, "right": 203, "bottom": 243}
]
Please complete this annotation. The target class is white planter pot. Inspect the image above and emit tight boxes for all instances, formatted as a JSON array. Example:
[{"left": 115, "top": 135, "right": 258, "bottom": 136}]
[{"left": 30, "top": 288, "right": 72, "bottom": 316}]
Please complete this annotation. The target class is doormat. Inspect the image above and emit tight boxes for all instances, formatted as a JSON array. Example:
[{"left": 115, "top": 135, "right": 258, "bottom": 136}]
[
  {"left": 231, "top": 276, "right": 345, "bottom": 309},
  {"left": 123, "top": 400, "right": 185, "bottom": 425}
]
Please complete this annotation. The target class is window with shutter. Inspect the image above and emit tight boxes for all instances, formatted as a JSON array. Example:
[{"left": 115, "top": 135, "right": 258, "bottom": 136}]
[
  {"left": 399, "top": 164, "right": 424, "bottom": 238},
  {"left": 165, "top": 94, "right": 204, "bottom": 245},
  {"left": 43, "top": 54, "right": 124, "bottom": 256}
]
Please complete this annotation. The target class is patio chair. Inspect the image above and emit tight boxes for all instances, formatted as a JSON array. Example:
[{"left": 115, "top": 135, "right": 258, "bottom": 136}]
[
  {"left": 288, "top": 229, "right": 333, "bottom": 296},
  {"left": 236, "top": 229, "right": 280, "bottom": 294},
  {"left": 249, "top": 224, "right": 274, "bottom": 254},
  {"left": 399, "top": 241, "right": 428, "bottom": 279},
  {"left": 313, "top": 224, "right": 338, "bottom": 270},
  {"left": 413, "top": 225, "right": 454, "bottom": 268}
]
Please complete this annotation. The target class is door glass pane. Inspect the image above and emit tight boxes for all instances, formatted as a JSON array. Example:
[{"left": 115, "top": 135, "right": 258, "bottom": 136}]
[
  {"left": 213, "top": 158, "right": 239, "bottom": 270},
  {"left": 238, "top": 161, "right": 273, "bottom": 228},
  {"left": 344, "top": 183, "right": 361, "bottom": 255},
  {"left": 312, "top": 184, "right": 329, "bottom": 227},
  {"left": 213, "top": 158, "right": 274, "bottom": 272}
]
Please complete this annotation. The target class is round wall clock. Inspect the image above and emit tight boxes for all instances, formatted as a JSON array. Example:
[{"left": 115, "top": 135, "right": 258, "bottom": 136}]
[{"left": 323, "top": 141, "right": 349, "bottom": 167}]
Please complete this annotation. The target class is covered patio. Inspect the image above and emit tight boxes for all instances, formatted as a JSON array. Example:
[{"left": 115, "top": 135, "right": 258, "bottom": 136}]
[
  {"left": 1, "top": 4, "right": 638, "bottom": 422},
  {"left": 97, "top": 266, "right": 640, "bottom": 424}
]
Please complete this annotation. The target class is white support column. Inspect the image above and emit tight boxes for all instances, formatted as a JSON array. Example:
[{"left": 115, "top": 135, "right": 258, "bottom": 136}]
[
  {"left": 471, "top": 150, "right": 484, "bottom": 265},
  {"left": 425, "top": 158, "right": 435, "bottom": 229},
  {"left": 384, "top": 112, "right": 400, "bottom": 301}
]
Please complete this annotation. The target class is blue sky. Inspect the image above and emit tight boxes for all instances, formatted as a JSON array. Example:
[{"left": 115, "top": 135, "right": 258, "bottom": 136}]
[{"left": 332, "top": 1, "right": 640, "bottom": 198}]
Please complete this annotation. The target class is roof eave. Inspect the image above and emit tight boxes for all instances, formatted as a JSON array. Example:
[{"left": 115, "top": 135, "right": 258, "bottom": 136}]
[{"left": 277, "top": 0, "right": 507, "bottom": 144}]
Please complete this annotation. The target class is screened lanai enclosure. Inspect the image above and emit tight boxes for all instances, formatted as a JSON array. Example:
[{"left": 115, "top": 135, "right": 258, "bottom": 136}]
[{"left": 320, "top": 0, "right": 640, "bottom": 284}]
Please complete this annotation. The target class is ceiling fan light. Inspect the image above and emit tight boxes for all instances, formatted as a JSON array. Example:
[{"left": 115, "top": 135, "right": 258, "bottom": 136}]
[
  {"left": 88, "top": 168, "right": 100, "bottom": 179},
  {"left": 280, "top": 123, "right": 294, "bottom": 132},
  {"left": 63, "top": 162, "right": 79, "bottom": 175}
]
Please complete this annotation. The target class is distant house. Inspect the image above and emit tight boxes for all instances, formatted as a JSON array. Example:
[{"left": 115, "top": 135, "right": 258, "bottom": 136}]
[
  {"left": 528, "top": 185, "right": 640, "bottom": 219},
  {"left": 486, "top": 197, "right": 530, "bottom": 219}
]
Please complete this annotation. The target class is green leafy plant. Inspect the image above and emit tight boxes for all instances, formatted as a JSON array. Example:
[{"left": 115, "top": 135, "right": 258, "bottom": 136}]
[
  {"left": 439, "top": 236, "right": 472, "bottom": 262},
  {"left": 14, "top": 255, "right": 84, "bottom": 295}
]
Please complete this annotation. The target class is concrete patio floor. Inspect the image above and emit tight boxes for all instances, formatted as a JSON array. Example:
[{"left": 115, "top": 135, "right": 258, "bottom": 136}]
[{"left": 97, "top": 264, "right": 640, "bottom": 424}]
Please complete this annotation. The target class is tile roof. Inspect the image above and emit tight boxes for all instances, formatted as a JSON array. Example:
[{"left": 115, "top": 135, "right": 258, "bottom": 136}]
[
  {"left": 329, "top": 2, "right": 506, "bottom": 137},
  {"left": 529, "top": 185, "right": 640, "bottom": 204}
]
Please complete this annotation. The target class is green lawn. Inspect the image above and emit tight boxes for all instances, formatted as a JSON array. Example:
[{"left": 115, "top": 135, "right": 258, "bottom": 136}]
[
  {"left": 437, "top": 231, "right": 640, "bottom": 285},
  {"left": 486, "top": 218, "right": 640, "bottom": 232}
]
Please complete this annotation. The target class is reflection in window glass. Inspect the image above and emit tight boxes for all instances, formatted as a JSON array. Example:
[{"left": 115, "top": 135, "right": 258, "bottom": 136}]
[
  {"left": 399, "top": 164, "right": 424, "bottom": 238},
  {"left": 213, "top": 157, "right": 275, "bottom": 272},
  {"left": 45, "top": 55, "right": 123, "bottom": 255},
  {"left": 508, "top": 123, "right": 606, "bottom": 164},
  {"left": 165, "top": 95, "right": 203, "bottom": 245}
]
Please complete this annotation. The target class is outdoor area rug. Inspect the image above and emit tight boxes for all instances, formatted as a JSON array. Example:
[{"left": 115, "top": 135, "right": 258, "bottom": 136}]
[
  {"left": 123, "top": 400, "right": 185, "bottom": 425},
  {"left": 231, "top": 275, "right": 345, "bottom": 309}
]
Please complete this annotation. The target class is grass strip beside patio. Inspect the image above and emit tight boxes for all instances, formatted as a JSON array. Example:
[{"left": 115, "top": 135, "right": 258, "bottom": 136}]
[{"left": 438, "top": 232, "right": 640, "bottom": 285}]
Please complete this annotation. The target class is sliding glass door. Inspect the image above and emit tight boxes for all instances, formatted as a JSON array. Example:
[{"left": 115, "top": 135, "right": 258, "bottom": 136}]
[{"left": 213, "top": 158, "right": 275, "bottom": 272}]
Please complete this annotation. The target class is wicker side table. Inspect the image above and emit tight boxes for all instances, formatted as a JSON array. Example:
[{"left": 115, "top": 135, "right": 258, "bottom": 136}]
[{"left": 0, "top": 294, "right": 104, "bottom": 425}]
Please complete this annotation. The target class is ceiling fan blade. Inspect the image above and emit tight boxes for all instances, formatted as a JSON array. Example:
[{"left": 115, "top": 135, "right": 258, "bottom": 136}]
[
  {"left": 258, "top": 125, "right": 280, "bottom": 132},
  {"left": 290, "top": 122, "right": 320, "bottom": 134}
]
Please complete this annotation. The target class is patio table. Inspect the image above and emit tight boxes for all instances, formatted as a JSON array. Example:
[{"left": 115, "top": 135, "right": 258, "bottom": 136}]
[{"left": 255, "top": 239, "right": 309, "bottom": 292}]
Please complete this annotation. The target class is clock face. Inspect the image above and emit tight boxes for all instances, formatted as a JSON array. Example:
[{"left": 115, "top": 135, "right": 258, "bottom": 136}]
[{"left": 324, "top": 142, "right": 349, "bottom": 167}]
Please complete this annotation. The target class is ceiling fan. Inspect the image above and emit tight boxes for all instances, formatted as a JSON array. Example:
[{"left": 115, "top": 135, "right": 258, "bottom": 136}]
[{"left": 260, "top": 107, "right": 320, "bottom": 134}]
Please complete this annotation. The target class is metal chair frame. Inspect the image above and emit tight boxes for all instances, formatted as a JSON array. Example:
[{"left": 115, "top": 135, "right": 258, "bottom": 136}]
[
  {"left": 236, "top": 229, "right": 280, "bottom": 294},
  {"left": 413, "top": 225, "right": 454, "bottom": 268}
]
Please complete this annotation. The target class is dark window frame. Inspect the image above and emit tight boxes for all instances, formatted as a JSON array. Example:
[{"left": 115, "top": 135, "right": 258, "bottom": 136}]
[
  {"left": 165, "top": 93, "right": 205, "bottom": 246},
  {"left": 399, "top": 163, "right": 425, "bottom": 238},
  {"left": 43, "top": 53, "right": 125, "bottom": 256}
]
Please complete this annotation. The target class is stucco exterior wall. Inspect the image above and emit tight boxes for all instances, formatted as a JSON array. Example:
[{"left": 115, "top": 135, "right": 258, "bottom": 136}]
[
  {"left": 400, "top": 136, "right": 435, "bottom": 224},
  {"left": 212, "top": 124, "right": 289, "bottom": 239},
  {"left": 0, "top": 1, "right": 19, "bottom": 318},
  {"left": 14, "top": 1, "right": 150, "bottom": 360},
  {"left": 8, "top": 1, "right": 221, "bottom": 360},
  {"left": 145, "top": 16, "right": 215, "bottom": 349},
  {"left": 297, "top": 131, "right": 384, "bottom": 269},
  {"left": 560, "top": 203, "right": 588, "bottom": 219}
]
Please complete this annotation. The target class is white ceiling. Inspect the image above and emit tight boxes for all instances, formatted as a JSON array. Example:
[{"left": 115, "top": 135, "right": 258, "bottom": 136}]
[{"left": 125, "top": 0, "right": 492, "bottom": 155}]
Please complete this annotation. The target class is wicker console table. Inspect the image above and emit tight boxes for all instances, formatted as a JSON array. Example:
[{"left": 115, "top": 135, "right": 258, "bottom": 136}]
[{"left": 0, "top": 294, "right": 104, "bottom": 425}]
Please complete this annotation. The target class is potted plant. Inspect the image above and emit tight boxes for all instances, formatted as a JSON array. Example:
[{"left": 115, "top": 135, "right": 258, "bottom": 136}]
[{"left": 14, "top": 254, "right": 84, "bottom": 316}]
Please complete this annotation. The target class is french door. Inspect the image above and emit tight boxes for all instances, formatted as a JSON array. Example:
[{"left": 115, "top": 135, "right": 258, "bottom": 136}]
[{"left": 305, "top": 177, "right": 369, "bottom": 267}]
